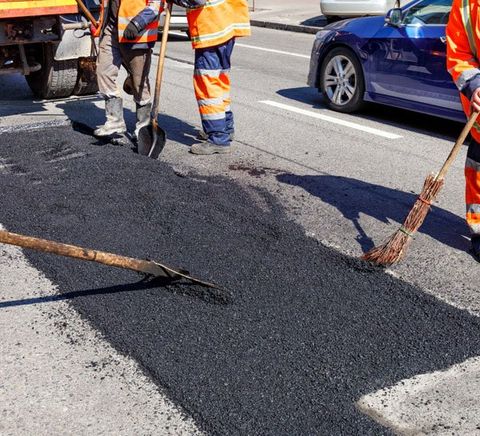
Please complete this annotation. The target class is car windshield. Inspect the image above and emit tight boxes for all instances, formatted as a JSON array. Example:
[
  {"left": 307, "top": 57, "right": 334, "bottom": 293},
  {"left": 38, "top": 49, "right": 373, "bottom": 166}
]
[{"left": 403, "top": 0, "right": 452, "bottom": 25}]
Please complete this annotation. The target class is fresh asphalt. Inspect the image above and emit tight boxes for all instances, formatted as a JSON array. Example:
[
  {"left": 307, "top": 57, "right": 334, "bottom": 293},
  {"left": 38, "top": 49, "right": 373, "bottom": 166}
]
[
  {"left": 1, "top": 26, "right": 480, "bottom": 434},
  {"left": 1, "top": 125, "right": 480, "bottom": 435}
]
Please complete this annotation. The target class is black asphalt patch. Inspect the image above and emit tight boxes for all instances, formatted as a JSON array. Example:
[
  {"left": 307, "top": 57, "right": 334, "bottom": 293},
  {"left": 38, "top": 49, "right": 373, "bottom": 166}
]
[{"left": 1, "top": 125, "right": 480, "bottom": 435}]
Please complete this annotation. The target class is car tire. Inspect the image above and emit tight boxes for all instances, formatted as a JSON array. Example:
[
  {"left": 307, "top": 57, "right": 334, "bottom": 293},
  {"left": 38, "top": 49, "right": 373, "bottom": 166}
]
[{"left": 319, "top": 46, "right": 365, "bottom": 113}]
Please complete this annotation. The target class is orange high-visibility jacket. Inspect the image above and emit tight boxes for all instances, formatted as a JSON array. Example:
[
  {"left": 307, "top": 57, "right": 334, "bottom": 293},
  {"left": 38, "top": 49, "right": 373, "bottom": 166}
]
[
  {"left": 186, "top": 0, "right": 251, "bottom": 49},
  {"left": 446, "top": 0, "right": 480, "bottom": 139},
  {"left": 95, "top": 0, "right": 160, "bottom": 44}
]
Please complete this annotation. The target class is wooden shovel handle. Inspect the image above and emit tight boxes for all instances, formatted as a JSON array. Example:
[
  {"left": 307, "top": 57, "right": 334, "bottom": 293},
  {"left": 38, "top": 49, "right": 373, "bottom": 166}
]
[
  {"left": 437, "top": 111, "right": 479, "bottom": 181},
  {"left": 74, "top": 0, "right": 99, "bottom": 28},
  {"left": 152, "top": 1, "right": 173, "bottom": 120},
  {"left": 0, "top": 229, "right": 176, "bottom": 278}
]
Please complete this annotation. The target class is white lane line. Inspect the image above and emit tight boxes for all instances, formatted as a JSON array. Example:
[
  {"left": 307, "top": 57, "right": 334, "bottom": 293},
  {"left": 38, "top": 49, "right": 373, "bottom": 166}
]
[
  {"left": 259, "top": 100, "right": 403, "bottom": 139},
  {"left": 168, "top": 32, "right": 310, "bottom": 59},
  {"left": 236, "top": 43, "right": 310, "bottom": 59}
]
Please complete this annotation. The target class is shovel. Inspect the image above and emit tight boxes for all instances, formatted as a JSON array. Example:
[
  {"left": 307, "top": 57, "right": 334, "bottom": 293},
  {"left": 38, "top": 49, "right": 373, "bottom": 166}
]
[
  {"left": 0, "top": 229, "right": 220, "bottom": 289},
  {"left": 137, "top": 2, "right": 173, "bottom": 158}
]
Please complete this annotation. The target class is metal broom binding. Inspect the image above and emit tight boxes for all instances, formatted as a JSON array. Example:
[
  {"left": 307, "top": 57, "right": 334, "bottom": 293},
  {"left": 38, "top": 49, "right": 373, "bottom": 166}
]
[{"left": 362, "top": 111, "right": 479, "bottom": 266}]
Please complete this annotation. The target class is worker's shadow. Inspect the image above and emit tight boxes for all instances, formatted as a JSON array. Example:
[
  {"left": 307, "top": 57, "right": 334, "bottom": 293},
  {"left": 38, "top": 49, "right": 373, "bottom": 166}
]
[
  {"left": 276, "top": 173, "right": 469, "bottom": 252},
  {"left": 58, "top": 100, "right": 199, "bottom": 148}
]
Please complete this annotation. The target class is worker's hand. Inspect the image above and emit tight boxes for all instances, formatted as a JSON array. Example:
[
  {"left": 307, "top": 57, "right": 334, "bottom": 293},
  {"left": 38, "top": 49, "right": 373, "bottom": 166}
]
[
  {"left": 124, "top": 21, "right": 140, "bottom": 40},
  {"left": 472, "top": 88, "right": 480, "bottom": 113},
  {"left": 89, "top": 24, "right": 98, "bottom": 36}
]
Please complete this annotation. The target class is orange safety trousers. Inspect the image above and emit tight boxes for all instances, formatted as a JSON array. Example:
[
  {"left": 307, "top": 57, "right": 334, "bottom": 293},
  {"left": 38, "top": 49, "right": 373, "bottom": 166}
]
[
  {"left": 465, "top": 141, "right": 480, "bottom": 234},
  {"left": 193, "top": 38, "right": 235, "bottom": 146}
]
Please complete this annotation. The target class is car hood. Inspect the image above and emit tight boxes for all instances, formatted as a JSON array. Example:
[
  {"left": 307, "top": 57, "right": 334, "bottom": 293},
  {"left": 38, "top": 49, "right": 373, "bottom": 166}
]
[{"left": 325, "top": 16, "right": 386, "bottom": 38}]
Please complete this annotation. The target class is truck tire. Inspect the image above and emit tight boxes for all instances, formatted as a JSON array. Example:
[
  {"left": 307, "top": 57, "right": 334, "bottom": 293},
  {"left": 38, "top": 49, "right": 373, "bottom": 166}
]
[{"left": 26, "top": 44, "right": 77, "bottom": 99}]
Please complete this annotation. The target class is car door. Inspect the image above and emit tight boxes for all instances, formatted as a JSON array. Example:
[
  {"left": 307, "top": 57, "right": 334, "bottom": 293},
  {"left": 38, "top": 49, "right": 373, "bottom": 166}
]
[{"left": 364, "top": 0, "right": 460, "bottom": 113}]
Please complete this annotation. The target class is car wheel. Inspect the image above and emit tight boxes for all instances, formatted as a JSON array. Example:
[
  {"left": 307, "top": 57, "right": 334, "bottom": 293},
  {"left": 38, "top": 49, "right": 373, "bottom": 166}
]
[{"left": 319, "top": 47, "right": 365, "bottom": 113}]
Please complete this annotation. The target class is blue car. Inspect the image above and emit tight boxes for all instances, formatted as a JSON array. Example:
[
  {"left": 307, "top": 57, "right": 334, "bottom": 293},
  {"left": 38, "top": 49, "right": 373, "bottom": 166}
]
[{"left": 307, "top": 0, "right": 464, "bottom": 121}]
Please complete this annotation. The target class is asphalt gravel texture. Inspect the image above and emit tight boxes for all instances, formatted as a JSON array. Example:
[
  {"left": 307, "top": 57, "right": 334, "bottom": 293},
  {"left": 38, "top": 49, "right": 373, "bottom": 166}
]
[{"left": 2, "top": 125, "right": 480, "bottom": 435}]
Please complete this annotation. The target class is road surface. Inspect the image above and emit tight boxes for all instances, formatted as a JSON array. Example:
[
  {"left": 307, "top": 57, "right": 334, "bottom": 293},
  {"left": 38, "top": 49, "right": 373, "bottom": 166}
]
[{"left": 1, "top": 27, "right": 480, "bottom": 435}]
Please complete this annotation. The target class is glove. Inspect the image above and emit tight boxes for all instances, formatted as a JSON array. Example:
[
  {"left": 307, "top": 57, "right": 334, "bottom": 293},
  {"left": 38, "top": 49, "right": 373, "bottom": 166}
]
[
  {"left": 123, "top": 20, "right": 140, "bottom": 40},
  {"left": 89, "top": 24, "right": 98, "bottom": 36}
]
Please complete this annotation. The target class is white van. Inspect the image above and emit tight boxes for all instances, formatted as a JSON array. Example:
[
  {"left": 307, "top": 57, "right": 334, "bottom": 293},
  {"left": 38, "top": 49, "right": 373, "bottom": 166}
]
[{"left": 320, "top": 0, "right": 398, "bottom": 19}]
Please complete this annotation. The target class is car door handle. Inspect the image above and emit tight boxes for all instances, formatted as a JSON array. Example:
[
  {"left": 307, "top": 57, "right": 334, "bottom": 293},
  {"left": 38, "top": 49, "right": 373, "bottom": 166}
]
[{"left": 440, "top": 36, "right": 447, "bottom": 44}]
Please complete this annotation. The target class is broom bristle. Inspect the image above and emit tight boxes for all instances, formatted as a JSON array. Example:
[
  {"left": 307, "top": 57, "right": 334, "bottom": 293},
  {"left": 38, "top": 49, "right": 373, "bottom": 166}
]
[{"left": 362, "top": 174, "right": 445, "bottom": 266}]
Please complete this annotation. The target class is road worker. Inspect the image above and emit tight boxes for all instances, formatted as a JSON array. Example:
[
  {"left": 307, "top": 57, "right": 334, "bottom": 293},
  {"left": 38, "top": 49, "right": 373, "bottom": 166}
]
[
  {"left": 170, "top": 0, "right": 251, "bottom": 154},
  {"left": 92, "top": 0, "right": 160, "bottom": 140},
  {"left": 446, "top": 0, "right": 480, "bottom": 259}
]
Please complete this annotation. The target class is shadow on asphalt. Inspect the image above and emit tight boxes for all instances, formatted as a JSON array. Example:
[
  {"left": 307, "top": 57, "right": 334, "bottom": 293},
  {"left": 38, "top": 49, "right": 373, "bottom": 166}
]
[
  {"left": 277, "top": 86, "right": 464, "bottom": 141},
  {"left": 0, "top": 277, "right": 230, "bottom": 309},
  {"left": 58, "top": 99, "right": 199, "bottom": 148},
  {"left": 277, "top": 173, "right": 469, "bottom": 252},
  {"left": 0, "top": 279, "right": 163, "bottom": 309}
]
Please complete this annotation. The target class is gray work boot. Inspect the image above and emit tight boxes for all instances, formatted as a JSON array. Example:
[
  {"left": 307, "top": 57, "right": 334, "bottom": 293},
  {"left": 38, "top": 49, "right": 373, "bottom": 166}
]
[
  {"left": 94, "top": 96, "right": 127, "bottom": 137},
  {"left": 134, "top": 102, "right": 152, "bottom": 140},
  {"left": 190, "top": 142, "right": 234, "bottom": 155}
]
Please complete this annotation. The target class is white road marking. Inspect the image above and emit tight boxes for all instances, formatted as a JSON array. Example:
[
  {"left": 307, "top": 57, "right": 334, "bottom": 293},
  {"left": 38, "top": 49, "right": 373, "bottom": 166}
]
[
  {"left": 236, "top": 43, "right": 311, "bottom": 59},
  {"left": 357, "top": 356, "right": 480, "bottom": 434},
  {"left": 259, "top": 100, "right": 403, "bottom": 139},
  {"left": 168, "top": 33, "right": 310, "bottom": 59}
]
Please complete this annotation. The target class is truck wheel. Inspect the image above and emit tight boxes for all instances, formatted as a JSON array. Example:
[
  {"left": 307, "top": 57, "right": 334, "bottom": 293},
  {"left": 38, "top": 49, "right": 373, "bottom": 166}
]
[{"left": 26, "top": 44, "right": 77, "bottom": 99}]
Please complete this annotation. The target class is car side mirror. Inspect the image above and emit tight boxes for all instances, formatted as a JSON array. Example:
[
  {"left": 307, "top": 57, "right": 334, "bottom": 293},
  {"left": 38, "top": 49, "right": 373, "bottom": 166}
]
[{"left": 385, "top": 8, "right": 403, "bottom": 26}]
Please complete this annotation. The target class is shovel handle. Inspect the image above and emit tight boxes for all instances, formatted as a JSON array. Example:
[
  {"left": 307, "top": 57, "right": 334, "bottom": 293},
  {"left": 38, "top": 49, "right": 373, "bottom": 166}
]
[
  {"left": 151, "top": 1, "right": 173, "bottom": 120},
  {"left": 437, "top": 111, "right": 479, "bottom": 181},
  {"left": 0, "top": 229, "right": 175, "bottom": 278},
  {"left": 74, "top": 0, "right": 99, "bottom": 28}
]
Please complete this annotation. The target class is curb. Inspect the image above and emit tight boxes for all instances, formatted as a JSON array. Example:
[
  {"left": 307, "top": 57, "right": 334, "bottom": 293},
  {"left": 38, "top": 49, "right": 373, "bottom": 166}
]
[{"left": 250, "top": 19, "right": 323, "bottom": 35}]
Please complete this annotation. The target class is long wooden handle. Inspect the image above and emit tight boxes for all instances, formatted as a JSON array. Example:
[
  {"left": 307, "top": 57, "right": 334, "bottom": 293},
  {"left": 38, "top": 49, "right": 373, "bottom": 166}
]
[
  {"left": 74, "top": 0, "right": 99, "bottom": 28},
  {"left": 437, "top": 111, "right": 479, "bottom": 180},
  {"left": 152, "top": 2, "right": 173, "bottom": 120},
  {"left": 0, "top": 230, "right": 221, "bottom": 289},
  {"left": 0, "top": 229, "right": 176, "bottom": 277}
]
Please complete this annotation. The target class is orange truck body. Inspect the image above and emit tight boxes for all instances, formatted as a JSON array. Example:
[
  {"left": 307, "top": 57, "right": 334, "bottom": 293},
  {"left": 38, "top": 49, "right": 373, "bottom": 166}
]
[{"left": 0, "top": 0, "right": 78, "bottom": 19}]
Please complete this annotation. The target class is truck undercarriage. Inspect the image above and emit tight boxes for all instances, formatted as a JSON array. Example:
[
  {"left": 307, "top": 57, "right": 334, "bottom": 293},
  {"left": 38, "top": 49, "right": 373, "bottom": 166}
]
[{"left": 0, "top": 0, "right": 99, "bottom": 99}]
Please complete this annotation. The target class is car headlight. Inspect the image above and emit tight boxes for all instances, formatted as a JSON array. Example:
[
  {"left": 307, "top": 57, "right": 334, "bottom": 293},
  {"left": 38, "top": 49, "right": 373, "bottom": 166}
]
[{"left": 315, "top": 29, "right": 334, "bottom": 42}]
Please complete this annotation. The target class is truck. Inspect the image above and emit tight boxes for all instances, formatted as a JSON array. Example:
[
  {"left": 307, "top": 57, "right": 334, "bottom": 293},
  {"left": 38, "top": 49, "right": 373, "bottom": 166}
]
[{"left": 0, "top": 0, "right": 99, "bottom": 99}]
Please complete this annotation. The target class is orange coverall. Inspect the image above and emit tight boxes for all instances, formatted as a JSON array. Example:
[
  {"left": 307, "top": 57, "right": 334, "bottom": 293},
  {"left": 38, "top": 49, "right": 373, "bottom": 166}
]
[{"left": 447, "top": 0, "right": 480, "bottom": 235}]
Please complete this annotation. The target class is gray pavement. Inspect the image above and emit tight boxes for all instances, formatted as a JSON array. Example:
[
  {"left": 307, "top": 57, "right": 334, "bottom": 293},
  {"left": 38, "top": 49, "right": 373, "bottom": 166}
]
[
  {"left": 1, "top": 27, "right": 480, "bottom": 434},
  {"left": 0, "top": 227, "right": 201, "bottom": 436},
  {"left": 249, "top": 0, "right": 326, "bottom": 33}
]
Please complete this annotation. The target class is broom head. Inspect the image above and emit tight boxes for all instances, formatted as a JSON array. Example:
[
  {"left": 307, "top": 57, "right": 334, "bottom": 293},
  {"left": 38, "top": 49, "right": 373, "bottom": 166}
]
[{"left": 362, "top": 173, "right": 445, "bottom": 266}]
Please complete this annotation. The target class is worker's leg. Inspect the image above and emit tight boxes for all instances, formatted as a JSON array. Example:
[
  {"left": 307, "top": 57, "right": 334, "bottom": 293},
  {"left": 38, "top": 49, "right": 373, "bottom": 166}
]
[
  {"left": 95, "top": 25, "right": 126, "bottom": 137},
  {"left": 465, "top": 139, "right": 480, "bottom": 257},
  {"left": 219, "top": 39, "right": 235, "bottom": 138},
  {"left": 120, "top": 45, "right": 152, "bottom": 138},
  {"left": 192, "top": 42, "right": 231, "bottom": 152}
]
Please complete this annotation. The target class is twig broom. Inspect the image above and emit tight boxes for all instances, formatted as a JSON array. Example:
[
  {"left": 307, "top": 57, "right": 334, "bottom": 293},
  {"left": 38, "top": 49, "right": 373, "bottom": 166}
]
[{"left": 362, "top": 111, "right": 479, "bottom": 266}]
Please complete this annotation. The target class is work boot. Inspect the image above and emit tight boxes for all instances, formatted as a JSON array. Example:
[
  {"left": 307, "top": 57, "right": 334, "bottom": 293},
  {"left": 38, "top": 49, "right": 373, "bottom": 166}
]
[
  {"left": 94, "top": 96, "right": 127, "bottom": 137},
  {"left": 190, "top": 142, "right": 233, "bottom": 155},
  {"left": 134, "top": 102, "right": 152, "bottom": 140},
  {"left": 471, "top": 235, "right": 480, "bottom": 261},
  {"left": 197, "top": 130, "right": 235, "bottom": 142}
]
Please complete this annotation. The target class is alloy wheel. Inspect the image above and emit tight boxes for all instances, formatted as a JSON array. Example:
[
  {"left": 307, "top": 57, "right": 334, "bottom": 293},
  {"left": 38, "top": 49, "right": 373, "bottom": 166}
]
[{"left": 323, "top": 55, "right": 357, "bottom": 106}]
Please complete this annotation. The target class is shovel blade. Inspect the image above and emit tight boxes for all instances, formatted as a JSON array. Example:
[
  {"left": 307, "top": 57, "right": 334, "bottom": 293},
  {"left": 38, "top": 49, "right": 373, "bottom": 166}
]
[{"left": 137, "top": 121, "right": 166, "bottom": 159}]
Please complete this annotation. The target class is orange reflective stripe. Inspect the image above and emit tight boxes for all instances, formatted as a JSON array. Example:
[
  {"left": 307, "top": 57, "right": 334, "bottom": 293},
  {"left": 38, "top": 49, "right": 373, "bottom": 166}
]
[{"left": 194, "top": 77, "right": 224, "bottom": 100}]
